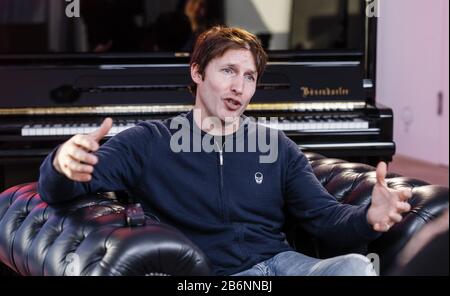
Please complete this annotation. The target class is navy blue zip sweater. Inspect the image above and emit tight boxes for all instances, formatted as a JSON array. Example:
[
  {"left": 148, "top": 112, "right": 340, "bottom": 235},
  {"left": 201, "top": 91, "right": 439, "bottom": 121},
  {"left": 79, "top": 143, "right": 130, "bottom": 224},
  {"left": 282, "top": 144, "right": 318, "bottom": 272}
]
[{"left": 38, "top": 110, "right": 380, "bottom": 275}]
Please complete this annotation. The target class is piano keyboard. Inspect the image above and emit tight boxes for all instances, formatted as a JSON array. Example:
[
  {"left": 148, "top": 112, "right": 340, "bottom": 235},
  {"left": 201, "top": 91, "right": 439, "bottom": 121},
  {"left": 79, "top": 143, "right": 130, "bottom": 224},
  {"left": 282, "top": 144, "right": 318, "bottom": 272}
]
[
  {"left": 259, "top": 116, "right": 369, "bottom": 131},
  {"left": 21, "top": 122, "right": 136, "bottom": 137},
  {"left": 21, "top": 116, "right": 370, "bottom": 137}
]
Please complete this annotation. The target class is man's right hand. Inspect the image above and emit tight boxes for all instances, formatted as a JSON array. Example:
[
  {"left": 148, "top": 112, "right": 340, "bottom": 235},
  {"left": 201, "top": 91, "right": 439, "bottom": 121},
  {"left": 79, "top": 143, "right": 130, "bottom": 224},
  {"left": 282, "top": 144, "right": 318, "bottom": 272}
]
[{"left": 53, "top": 118, "right": 113, "bottom": 182}]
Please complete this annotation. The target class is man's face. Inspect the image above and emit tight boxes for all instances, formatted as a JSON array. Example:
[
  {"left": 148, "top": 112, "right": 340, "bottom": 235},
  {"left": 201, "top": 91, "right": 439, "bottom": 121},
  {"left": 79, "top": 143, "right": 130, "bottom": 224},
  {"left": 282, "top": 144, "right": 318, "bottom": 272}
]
[{"left": 192, "top": 49, "right": 258, "bottom": 123}]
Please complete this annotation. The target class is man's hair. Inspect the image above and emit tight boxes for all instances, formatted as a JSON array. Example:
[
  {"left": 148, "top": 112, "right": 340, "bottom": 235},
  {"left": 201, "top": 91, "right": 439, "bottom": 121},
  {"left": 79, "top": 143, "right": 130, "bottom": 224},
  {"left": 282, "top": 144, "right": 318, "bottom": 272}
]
[{"left": 189, "top": 26, "right": 268, "bottom": 95}]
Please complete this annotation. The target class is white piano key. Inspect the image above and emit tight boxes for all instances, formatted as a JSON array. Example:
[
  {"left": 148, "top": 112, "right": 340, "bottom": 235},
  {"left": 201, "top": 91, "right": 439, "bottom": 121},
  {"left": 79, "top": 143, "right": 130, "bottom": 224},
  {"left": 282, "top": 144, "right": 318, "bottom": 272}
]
[
  {"left": 21, "top": 125, "right": 30, "bottom": 136},
  {"left": 62, "top": 127, "right": 70, "bottom": 135},
  {"left": 20, "top": 118, "right": 370, "bottom": 137}
]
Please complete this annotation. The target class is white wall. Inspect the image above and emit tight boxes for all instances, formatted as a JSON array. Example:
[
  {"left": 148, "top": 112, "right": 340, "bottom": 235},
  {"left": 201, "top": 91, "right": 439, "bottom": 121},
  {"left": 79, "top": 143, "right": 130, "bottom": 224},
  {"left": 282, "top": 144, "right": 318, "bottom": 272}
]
[
  {"left": 439, "top": 0, "right": 449, "bottom": 166},
  {"left": 376, "top": 0, "right": 449, "bottom": 165}
]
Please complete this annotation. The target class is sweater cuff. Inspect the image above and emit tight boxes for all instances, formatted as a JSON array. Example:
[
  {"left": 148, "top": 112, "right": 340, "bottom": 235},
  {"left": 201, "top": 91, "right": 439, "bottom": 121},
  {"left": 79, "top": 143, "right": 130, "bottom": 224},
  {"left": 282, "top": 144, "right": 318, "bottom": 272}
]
[
  {"left": 41, "top": 146, "right": 68, "bottom": 180},
  {"left": 354, "top": 203, "right": 382, "bottom": 241},
  {"left": 38, "top": 146, "right": 78, "bottom": 203}
]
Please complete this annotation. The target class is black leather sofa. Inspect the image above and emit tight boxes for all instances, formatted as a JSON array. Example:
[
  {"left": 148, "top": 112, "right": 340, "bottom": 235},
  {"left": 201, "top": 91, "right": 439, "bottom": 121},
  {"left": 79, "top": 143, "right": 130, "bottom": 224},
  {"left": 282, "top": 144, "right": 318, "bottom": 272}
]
[{"left": 0, "top": 152, "right": 448, "bottom": 276}]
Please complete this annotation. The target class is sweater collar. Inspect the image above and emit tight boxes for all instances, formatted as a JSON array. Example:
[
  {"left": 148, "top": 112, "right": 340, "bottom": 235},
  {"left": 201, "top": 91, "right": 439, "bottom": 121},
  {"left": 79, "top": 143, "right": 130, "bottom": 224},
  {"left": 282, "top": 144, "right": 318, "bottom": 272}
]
[{"left": 185, "top": 109, "right": 251, "bottom": 138}]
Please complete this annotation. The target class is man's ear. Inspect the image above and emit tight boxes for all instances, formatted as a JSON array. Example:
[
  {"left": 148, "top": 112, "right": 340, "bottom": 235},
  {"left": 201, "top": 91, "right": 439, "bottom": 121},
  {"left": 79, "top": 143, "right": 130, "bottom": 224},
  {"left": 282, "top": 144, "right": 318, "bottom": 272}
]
[{"left": 191, "top": 64, "right": 203, "bottom": 84}]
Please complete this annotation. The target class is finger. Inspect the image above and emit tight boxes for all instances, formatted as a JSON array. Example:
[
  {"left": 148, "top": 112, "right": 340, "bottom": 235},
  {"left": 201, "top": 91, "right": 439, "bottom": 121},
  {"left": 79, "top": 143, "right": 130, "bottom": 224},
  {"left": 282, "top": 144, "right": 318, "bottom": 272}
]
[
  {"left": 62, "top": 165, "right": 92, "bottom": 182},
  {"left": 373, "top": 223, "right": 381, "bottom": 232},
  {"left": 72, "top": 135, "right": 100, "bottom": 152},
  {"left": 384, "top": 222, "right": 392, "bottom": 231},
  {"left": 66, "top": 145, "right": 98, "bottom": 165},
  {"left": 399, "top": 188, "right": 413, "bottom": 201},
  {"left": 90, "top": 118, "right": 113, "bottom": 142},
  {"left": 373, "top": 223, "right": 388, "bottom": 232},
  {"left": 396, "top": 201, "right": 411, "bottom": 213},
  {"left": 388, "top": 212, "right": 403, "bottom": 223},
  {"left": 376, "top": 162, "right": 387, "bottom": 186},
  {"left": 69, "top": 173, "right": 92, "bottom": 182},
  {"left": 66, "top": 158, "right": 94, "bottom": 174}
]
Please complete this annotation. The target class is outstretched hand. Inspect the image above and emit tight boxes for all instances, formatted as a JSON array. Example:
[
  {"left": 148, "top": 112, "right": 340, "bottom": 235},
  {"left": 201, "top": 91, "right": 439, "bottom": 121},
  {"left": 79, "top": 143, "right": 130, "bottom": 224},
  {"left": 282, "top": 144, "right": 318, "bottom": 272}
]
[
  {"left": 367, "top": 162, "right": 413, "bottom": 232},
  {"left": 53, "top": 118, "right": 113, "bottom": 182}
]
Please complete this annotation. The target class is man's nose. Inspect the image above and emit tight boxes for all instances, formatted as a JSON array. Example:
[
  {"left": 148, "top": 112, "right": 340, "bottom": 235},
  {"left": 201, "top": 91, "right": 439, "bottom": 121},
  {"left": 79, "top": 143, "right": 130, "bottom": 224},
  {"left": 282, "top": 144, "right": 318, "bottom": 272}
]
[{"left": 231, "top": 76, "right": 244, "bottom": 95}]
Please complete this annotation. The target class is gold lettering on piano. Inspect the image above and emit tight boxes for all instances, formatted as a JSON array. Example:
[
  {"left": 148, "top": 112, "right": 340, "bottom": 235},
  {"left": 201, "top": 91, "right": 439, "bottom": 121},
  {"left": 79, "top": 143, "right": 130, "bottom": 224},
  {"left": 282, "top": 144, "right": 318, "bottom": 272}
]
[{"left": 301, "top": 87, "right": 349, "bottom": 98}]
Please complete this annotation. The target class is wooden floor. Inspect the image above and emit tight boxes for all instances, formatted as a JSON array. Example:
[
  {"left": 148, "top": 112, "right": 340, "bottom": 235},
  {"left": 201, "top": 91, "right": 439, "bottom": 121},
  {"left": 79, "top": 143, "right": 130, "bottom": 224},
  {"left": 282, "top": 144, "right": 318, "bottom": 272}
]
[{"left": 388, "top": 155, "right": 449, "bottom": 186}]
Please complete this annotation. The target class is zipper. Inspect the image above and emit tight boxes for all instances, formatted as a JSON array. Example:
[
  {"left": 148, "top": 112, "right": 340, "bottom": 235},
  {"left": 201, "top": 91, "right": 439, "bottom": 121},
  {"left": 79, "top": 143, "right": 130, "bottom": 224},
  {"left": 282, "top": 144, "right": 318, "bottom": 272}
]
[
  {"left": 219, "top": 149, "right": 224, "bottom": 166},
  {"left": 214, "top": 140, "right": 225, "bottom": 165},
  {"left": 215, "top": 139, "right": 228, "bottom": 223}
]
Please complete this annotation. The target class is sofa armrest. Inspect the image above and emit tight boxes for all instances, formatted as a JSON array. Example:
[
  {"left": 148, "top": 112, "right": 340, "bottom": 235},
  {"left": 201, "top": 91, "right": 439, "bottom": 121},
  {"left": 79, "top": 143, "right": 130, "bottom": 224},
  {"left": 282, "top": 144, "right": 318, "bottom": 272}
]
[
  {"left": 291, "top": 153, "right": 450, "bottom": 274},
  {"left": 0, "top": 183, "right": 211, "bottom": 276}
]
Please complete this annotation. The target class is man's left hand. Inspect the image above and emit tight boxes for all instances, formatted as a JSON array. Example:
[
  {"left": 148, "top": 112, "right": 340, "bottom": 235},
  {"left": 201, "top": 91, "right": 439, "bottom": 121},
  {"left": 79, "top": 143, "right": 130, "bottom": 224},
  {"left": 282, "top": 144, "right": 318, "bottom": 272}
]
[{"left": 367, "top": 162, "right": 413, "bottom": 232}]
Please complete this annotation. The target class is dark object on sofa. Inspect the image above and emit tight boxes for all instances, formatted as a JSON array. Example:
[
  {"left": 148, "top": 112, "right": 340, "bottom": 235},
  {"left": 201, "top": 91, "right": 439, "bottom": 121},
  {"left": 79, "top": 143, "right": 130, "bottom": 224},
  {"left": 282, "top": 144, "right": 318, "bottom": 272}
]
[{"left": 0, "top": 152, "right": 448, "bottom": 275}]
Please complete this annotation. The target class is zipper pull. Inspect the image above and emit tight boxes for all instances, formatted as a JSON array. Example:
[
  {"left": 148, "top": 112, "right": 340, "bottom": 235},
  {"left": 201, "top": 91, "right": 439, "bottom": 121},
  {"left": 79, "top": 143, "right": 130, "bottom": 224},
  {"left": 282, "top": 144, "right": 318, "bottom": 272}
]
[{"left": 215, "top": 140, "right": 224, "bottom": 166}]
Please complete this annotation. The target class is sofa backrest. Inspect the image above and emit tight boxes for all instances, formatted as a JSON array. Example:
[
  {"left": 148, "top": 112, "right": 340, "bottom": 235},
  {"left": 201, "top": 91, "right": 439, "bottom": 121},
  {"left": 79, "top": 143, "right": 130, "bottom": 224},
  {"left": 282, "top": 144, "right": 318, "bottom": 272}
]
[{"left": 294, "top": 152, "right": 449, "bottom": 273}]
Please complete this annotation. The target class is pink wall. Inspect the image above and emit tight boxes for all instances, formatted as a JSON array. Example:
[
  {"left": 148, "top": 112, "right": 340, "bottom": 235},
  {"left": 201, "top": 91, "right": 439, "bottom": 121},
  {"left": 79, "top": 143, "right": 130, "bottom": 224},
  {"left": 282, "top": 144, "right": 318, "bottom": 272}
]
[{"left": 376, "top": 0, "right": 449, "bottom": 165}]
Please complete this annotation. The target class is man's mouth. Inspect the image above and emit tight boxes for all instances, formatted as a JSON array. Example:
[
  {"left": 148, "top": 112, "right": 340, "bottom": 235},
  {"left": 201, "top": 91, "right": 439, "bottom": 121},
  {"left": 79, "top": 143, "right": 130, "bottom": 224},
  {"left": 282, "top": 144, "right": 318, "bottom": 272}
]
[{"left": 223, "top": 98, "right": 242, "bottom": 111}]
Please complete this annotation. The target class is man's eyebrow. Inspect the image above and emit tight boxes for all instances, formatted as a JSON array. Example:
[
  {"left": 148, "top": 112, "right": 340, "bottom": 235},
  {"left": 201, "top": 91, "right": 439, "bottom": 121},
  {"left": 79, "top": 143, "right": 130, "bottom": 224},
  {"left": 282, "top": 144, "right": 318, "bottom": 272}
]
[
  {"left": 224, "top": 63, "right": 257, "bottom": 75},
  {"left": 223, "top": 63, "right": 238, "bottom": 69}
]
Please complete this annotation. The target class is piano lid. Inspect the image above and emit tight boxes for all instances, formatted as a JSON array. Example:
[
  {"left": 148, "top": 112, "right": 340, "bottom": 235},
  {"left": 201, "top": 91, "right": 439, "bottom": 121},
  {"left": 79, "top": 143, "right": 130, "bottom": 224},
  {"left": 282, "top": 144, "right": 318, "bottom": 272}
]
[
  {"left": 0, "top": 52, "right": 365, "bottom": 110},
  {"left": 0, "top": 0, "right": 377, "bottom": 107}
]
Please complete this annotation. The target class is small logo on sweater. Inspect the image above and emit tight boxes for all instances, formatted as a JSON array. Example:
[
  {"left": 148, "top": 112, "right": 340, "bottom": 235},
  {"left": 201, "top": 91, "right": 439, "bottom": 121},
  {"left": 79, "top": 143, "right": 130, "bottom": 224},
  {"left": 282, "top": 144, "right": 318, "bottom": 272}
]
[{"left": 255, "top": 172, "right": 263, "bottom": 184}]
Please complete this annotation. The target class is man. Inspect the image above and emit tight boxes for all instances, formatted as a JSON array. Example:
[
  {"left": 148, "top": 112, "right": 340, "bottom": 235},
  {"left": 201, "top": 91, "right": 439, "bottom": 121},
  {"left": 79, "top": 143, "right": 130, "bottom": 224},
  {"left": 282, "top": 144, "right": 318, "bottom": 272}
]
[{"left": 38, "top": 27, "right": 412, "bottom": 276}]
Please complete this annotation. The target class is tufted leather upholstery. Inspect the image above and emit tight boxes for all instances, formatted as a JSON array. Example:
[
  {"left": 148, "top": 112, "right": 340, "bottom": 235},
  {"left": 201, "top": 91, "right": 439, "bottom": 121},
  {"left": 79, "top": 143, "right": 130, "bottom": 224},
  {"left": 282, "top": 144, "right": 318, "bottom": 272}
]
[
  {"left": 292, "top": 152, "right": 449, "bottom": 274},
  {"left": 0, "top": 184, "right": 211, "bottom": 276},
  {"left": 0, "top": 152, "right": 448, "bottom": 275}
]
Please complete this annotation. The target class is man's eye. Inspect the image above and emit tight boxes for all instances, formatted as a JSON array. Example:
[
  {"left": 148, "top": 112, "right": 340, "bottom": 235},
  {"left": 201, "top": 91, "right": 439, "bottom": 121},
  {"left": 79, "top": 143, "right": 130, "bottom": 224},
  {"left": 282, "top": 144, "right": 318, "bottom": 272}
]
[
  {"left": 246, "top": 75, "right": 256, "bottom": 82},
  {"left": 222, "top": 68, "right": 233, "bottom": 74}
]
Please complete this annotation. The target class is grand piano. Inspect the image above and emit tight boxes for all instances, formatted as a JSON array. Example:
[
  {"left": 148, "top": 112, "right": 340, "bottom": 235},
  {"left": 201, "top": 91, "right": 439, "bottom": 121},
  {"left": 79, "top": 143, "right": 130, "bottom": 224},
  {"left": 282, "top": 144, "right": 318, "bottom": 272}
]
[{"left": 0, "top": 0, "right": 393, "bottom": 190}]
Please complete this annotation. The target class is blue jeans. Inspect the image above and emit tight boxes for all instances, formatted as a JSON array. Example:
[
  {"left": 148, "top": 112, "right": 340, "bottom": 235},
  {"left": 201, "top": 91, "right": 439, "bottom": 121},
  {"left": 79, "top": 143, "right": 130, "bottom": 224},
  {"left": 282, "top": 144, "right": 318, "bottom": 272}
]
[{"left": 231, "top": 251, "right": 377, "bottom": 276}]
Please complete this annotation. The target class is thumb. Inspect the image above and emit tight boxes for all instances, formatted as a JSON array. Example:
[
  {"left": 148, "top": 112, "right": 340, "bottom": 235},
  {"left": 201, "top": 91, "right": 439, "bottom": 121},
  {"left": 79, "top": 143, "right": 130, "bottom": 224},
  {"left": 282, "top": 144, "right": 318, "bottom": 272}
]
[
  {"left": 90, "top": 117, "right": 113, "bottom": 141},
  {"left": 376, "top": 161, "right": 387, "bottom": 186}
]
